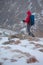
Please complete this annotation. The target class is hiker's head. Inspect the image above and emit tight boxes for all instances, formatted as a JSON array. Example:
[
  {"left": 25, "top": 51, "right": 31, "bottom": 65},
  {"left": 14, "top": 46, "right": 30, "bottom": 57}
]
[{"left": 26, "top": 10, "right": 31, "bottom": 15}]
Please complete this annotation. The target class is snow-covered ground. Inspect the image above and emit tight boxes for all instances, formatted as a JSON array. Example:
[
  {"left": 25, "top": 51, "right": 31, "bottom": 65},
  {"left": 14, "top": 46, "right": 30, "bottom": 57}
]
[{"left": 0, "top": 29, "right": 43, "bottom": 65}]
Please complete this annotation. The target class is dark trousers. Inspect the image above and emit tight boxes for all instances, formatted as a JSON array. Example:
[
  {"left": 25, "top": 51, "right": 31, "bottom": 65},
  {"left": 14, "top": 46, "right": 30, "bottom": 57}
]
[
  {"left": 27, "top": 22, "right": 31, "bottom": 34},
  {"left": 27, "top": 22, "right": 35, "bottom": 37}
]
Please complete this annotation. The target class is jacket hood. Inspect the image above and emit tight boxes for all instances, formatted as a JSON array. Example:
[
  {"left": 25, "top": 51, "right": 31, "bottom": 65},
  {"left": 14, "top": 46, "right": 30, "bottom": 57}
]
[{"left": 27, "top": 10, "right": 31, "bottom": 15}]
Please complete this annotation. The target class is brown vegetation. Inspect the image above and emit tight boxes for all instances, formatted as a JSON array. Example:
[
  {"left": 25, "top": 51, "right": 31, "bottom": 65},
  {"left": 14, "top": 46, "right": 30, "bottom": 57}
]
[
  {"left": 2, "top": 58, "right": 8, "bottom": 61},
  {"left": 0, "top": 62, "right": 3, "bottom": 65},
  {"left": 15, "top": 40, "right": 21, "bottom": 44},
  {"left": 27, "top": 56, "right": 38, "bottom": 63},
  {"left": 10, "top": 59, "right": 17, "bottom": 62},
  {"left": 3, "top": 39, "right": 21, "bottom": 45},
  {"left": 10, "top": 49, "right": 31, "bottom": 58},
  {"left": 39, "top": 49, "right": 43, "bottom": 52},
  {"left": 35, "top": 44, "right": 43, "bottom": 48}
]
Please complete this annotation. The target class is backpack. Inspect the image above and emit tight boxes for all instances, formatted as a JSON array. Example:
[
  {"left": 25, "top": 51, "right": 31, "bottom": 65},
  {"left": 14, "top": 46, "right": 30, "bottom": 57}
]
[{"left": 30, "top": 15, "right": 34, "bottom": 25}]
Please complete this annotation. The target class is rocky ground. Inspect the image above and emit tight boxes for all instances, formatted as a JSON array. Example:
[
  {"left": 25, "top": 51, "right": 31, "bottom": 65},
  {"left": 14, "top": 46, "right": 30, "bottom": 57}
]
[{"left": 0, "top": 29, "right": 43, "bottom": 65}]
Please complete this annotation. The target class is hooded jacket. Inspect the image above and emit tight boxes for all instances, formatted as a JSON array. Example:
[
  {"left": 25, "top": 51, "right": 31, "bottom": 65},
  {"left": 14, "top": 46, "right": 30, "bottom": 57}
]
[{"left": 24, "top": 10, "right": 31, "bottom": 24}]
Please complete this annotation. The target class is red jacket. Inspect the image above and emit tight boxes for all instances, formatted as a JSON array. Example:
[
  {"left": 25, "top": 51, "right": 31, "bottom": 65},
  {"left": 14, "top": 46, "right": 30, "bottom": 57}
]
[{"left": 24, "top": 10, "right": 31, "bottom": 23}]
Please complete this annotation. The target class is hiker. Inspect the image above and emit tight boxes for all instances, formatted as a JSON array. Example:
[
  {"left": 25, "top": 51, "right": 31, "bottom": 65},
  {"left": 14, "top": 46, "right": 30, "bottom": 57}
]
[{"left": 22, "top": 10, "right": 35, "bottom": 37}]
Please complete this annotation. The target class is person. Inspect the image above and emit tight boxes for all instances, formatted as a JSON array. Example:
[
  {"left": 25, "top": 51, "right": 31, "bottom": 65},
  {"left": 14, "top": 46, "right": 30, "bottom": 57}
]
[{"left": 23, "top": 10, "right": 35, "bottom": 37}]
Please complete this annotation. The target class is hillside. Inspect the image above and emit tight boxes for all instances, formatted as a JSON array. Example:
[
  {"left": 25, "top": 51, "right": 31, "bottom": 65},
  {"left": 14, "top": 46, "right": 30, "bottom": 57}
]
[
  {"left": 0, "top": 0, "right": 43, "bottom": 37},
  {"left": 0, "top": 29, "right": 43, "bottom": 65}
]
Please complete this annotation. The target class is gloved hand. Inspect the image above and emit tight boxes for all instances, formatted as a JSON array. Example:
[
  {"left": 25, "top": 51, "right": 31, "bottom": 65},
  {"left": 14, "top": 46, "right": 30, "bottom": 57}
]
[{"left": 23, "top": 20, "right": 25, "bottom": 23}]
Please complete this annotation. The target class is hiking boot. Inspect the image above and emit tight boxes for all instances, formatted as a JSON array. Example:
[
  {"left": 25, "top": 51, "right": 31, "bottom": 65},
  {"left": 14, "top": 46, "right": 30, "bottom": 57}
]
[{"left": 29, "top": 32, "right": 35, "bottom": 37}]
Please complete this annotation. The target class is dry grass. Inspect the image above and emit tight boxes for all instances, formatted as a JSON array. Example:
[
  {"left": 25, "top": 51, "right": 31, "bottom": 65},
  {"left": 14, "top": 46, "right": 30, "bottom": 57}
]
[
  {"left": 34, "top": 30, "right": 43, "bottom": 37},
  {"left": 35, "top": 44, "right": 43, "bottom": 48},
  {"left": 0, "top": 46, "right": 11, "bottom": 49},
  {"left": 30, "top": 42, "right": 35, "bottom": 44},
  {"left": 3, "top": 41, "right": 11, "bottom": 45},
  {"left": 3, "top": 46, "right": 11, "bottom": 49},
  {"left": 27, "top": 56, "right": 38, "bottom": 63},
  {"left": 10, "top": 49, "right": 31, "bottom": 57},
  {"left": 0, "top": 38, "right": 2, "bottom": 40},
  {"left": 10, "top": 59, "right": 17, "bottom": 62},
  {"left": 0, "top": 33, "right": 2, "bottom": 35},
  {"left": 15, "top": 40, "right": 21, "bottom": 44},
  {"left": 27, "top": 37, "right": 39, "bottom": 41},
  {"left": 21, "top": 45, "right": 27, "bottom": 47},
  {"left": 8, "top": 34, "right": 34, "bottom": 40},
  {"left": 2, "top": 58, "right": 8, "bottom": 61},
  {"left": 8, "top": 34, "right": 40, "bottom": 41},
  {"left": 0, "top": 62, "right": 3, "bottom": 65},
  {"left": 8, "top": 34, "right": 24, "bottom": 40},
  {"left": 32, "top": 43, "right": 43, "bottom": 50},
  {"left": 39, "top": 49, "right": 43, "bottom": 52},
  {"left": 8, "top": 35, "right": 18, "bottom": 39},
  {"left": 2, "top": 40, "right": 21, "bottom": 45}
]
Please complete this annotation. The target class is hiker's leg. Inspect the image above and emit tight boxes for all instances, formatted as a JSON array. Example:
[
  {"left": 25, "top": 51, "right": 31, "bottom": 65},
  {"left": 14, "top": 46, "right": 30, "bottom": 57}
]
[
  {"left": 27, "top": 23, "right": 35, "bottom": 37},
  {"left": 27, "top": 23, "right": 31, "bottom": 35}
]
